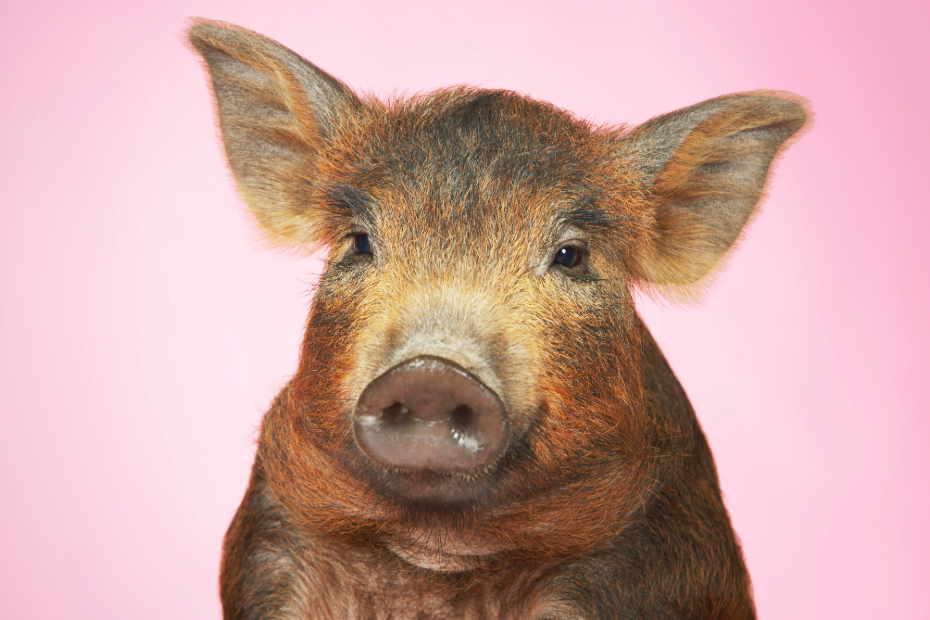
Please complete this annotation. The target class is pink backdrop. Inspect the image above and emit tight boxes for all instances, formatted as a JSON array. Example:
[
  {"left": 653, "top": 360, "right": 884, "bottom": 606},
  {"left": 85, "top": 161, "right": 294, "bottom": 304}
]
[{"left": 2, "top": 0, "right": 927, "bottom": 617}]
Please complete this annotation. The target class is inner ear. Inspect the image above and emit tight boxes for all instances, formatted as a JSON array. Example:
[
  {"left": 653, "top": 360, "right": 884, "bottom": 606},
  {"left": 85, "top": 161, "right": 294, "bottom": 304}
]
[{"left": 623, "top": 91, "right": 810, "bottom": 287}]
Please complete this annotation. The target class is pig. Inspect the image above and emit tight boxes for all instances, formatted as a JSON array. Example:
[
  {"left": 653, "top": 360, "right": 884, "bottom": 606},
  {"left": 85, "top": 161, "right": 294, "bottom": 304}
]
[{"left": 188, "top": 18, "right": 809, "bottom": 620}]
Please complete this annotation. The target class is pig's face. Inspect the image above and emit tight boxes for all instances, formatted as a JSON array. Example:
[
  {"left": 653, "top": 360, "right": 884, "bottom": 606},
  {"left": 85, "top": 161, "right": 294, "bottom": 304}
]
[
  {"left": 272, "top": 92, "right": 661, "bottom": 565},
  {"left": 291, "top": 91, "right": 653, "bottom": 509}
]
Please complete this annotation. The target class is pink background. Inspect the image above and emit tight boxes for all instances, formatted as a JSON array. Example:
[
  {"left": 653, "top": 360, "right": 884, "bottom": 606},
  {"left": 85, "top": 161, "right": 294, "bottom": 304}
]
[{"left": 2, "top": 0, "right": 928, "bottom": 617}]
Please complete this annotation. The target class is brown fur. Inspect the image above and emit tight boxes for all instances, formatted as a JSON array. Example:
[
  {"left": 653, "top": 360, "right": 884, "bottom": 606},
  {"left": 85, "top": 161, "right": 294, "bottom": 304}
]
[{"left": 188, "top": 18, "right": 810, "bottom": 619}]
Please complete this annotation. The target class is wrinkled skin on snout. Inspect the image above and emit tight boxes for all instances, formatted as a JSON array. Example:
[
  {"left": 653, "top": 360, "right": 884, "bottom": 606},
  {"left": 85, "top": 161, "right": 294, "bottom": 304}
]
[
  {"left": 189, "top": 18, "right": 810, "bottom": 620},
  {"left": 352, "top": 355, "right": 510, "bottom": 489}
]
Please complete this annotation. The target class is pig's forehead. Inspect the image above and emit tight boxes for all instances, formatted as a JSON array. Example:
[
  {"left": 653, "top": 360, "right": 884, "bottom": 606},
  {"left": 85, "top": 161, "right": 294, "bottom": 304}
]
[
  {"left": 361, "top": 88, "right": 592, "bottom": 145},
  {"left": 339, "top": 89, "right": 616, "bottom": 230}
]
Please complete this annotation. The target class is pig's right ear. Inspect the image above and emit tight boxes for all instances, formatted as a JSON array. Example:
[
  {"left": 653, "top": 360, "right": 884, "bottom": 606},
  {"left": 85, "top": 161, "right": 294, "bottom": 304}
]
[
  {"left": 621, "top": 92, "right": 809, "bottom": 290},
  {"left": 187, "top": 19, "right": 364, "bottom": 246}
]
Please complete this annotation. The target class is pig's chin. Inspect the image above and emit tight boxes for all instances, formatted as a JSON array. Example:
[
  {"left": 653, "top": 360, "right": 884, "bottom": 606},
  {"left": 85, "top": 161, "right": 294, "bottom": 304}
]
[{"left": 382, "top": 527, "right": 512, "bottom": 573}]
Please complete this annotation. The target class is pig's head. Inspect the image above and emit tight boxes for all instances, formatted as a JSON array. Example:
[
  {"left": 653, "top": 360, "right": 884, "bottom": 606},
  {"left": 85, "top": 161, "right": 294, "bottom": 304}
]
[{"left": 189, "top": 21, "right": 808, "bottom": 569}]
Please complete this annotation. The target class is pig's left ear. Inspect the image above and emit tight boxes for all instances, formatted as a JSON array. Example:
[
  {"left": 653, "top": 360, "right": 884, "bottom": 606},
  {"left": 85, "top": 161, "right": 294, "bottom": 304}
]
[{"left": 621, "top": 91, "right": 810, "bottom": 286}]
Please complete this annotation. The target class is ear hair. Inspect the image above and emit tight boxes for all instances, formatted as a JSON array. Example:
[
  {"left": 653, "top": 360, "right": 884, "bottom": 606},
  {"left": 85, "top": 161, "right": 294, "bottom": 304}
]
[
  {"left": 187, "top": 19, "right": 364, "bottom": 247},
  {"left": 622, "top": 91, "right": 811, "bottom": 301}
]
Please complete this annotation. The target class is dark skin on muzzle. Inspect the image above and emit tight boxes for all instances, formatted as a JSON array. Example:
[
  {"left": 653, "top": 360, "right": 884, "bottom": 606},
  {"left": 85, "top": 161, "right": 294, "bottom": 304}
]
[{"left": 188, "top": 18, "right": 810, "bottom": 619}]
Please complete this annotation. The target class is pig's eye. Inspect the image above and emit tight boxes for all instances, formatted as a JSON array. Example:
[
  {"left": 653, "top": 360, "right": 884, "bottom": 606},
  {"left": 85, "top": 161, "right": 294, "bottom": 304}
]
[
  {"left": 552, "top": 246, "right": 583, "bottom": 268},
  {"left": 353, "top": 233, "right": 371, "bottom": 255}
]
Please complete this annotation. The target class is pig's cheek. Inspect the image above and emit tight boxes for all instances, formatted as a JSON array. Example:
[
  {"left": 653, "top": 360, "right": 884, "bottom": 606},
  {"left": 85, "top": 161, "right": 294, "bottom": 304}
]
[
  {"left": 535, "top": 302, "right": 622, "bottom": 391},
  {"left": 336, "top": 279, "right": 395, "bottom": 398},
  {"left": 297, "top": 279, "right": 370, "bottom": 394},
  {"left": 316, "top": 270, "right": 404, "bottom": 412}
]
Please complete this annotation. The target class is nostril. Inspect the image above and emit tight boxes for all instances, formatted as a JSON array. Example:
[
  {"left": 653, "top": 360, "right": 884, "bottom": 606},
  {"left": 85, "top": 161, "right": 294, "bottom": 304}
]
[
  {"left": 449, "top": 404, "right": 482, "bottom": 454},
  {"left": 381, "top": 402, "right": 411, "bottom": 427},
  {"left": 449, "top": 405, "right": 475, "bottom": 432}
]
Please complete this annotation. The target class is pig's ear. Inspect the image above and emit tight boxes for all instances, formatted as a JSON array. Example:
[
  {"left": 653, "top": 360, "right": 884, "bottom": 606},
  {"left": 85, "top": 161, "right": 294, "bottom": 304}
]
[
  {"left": 622, "top": 91, "right": 810, "bottom": 287},
  {"left": 187, "top": 19, "right": 364, "bottom": 245}
]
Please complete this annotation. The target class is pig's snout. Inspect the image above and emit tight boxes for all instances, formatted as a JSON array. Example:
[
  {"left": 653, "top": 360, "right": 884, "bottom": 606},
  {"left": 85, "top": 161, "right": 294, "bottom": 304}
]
[{"left": 353, "top": 356, "right": 509, "bottom": 475}]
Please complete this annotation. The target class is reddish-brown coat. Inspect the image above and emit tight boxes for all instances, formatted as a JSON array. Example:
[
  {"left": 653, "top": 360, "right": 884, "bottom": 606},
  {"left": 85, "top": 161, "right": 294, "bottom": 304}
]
[{"left": 189, "top": 18, "right": 810, "bottom": 619}]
